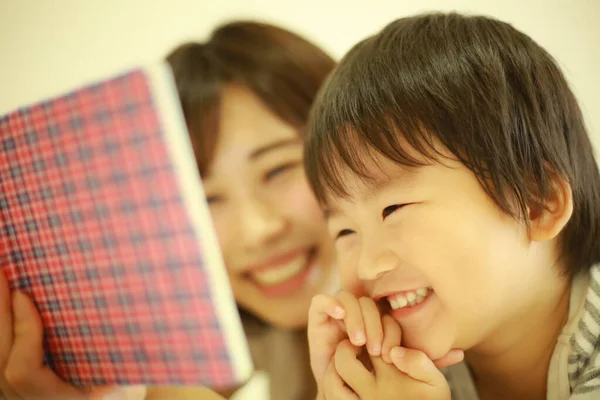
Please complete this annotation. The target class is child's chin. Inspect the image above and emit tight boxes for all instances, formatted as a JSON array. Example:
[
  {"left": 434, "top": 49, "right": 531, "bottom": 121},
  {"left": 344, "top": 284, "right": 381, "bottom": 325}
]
[{"left": 405, "top": 334, "right": 455, "bottom": 363}]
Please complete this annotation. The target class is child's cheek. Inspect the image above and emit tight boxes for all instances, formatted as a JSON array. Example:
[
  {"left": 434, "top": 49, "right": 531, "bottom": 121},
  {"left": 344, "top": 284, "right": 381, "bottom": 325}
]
[
  {"left": 387, "top": 206, "right": 458, "bottom": 281},
  {"left": 394, "top": 205, "right": 489, "bottom": 310}
]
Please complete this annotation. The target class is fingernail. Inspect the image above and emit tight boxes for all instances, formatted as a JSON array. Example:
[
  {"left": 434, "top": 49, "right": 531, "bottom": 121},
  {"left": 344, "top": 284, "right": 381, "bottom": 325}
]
[
  {"left": 334, "top": 306, "right": 345, "bottom": 318},
  {"left": 123, "top": 385, "right": 147, "bottom": 399},
  {"left": 100, "top": 386, "right": 147, "bottom": 400},
  {"left": 102, "top": 390, "right": 124, "bottom": 400},
  {"left": 381, "top": 347, "right": 389, "bottom": 362},
  {"left": 354, "top": 332, "right": 366, "bottom": 344},
  {"left": 391, "top": 347, "right": 406, "bottom": 360},
  {"left": 370, "top": 343, "right": 381, "bottom": 355}
]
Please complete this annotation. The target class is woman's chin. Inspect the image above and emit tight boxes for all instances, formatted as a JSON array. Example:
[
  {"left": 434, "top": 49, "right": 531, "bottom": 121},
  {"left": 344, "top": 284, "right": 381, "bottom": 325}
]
[
  {"left": 244, "top": 299, "right": 310, "bottom": 330},
  {"left": 270, "top": 316, "right": 308, "bottom": 330},
  {"left": 255, "top": 308, "right": 308, "bottom": 330}
]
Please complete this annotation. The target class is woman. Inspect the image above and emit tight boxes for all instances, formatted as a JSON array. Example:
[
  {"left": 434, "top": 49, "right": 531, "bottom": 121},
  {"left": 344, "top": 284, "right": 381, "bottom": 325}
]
[{"left": 0, "top": 21, "right": 336, "bottom": 399}]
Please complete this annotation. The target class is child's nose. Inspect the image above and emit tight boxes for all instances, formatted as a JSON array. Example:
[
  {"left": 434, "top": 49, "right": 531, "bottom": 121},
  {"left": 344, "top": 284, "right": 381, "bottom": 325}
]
[{"left": 357, "top": 247, "right": 400, "bottom": 282}]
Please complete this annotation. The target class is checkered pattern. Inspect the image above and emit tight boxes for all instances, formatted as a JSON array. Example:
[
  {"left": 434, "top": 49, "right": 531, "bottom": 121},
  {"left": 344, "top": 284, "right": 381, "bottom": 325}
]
[{"left": 0, "top": 69, "right": 238, "bottom": 388}]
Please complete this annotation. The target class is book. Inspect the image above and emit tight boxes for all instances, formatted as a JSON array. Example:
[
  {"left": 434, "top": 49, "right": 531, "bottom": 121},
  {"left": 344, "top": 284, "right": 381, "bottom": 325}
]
[{"left": 0, "top": 63, "right": 253, "bottom": 389}]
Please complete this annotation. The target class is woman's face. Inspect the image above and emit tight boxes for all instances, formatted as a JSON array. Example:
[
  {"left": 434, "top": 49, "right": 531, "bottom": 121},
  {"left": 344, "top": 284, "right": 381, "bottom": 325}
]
[{"left": 201, "top": 85, "right": 336, "bottom": 329}]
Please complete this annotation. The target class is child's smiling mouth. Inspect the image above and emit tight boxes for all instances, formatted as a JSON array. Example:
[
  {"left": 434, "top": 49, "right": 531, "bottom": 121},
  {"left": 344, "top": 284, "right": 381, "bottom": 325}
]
[
  {"left": 388, "top": 287, "right": 432, "bottom": 309},
  {"left": 375, "top": 287, "right": 436, "bottom": 322}
]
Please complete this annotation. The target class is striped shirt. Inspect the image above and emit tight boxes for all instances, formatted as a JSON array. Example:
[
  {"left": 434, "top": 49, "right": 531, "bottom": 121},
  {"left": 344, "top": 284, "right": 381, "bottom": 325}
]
[{"left": 445, "top": 264, "right": 600, "bottom": 400}]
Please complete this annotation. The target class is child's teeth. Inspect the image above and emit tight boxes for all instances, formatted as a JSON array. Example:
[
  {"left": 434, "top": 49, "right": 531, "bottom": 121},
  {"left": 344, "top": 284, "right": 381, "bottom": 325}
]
[
  {"left": 388, "top": 287, "right": 431, "bottom": 310},
  {"left": 396, "top": 296, "right": 408, "bottom": 308},
  {"left": 389, "top": 295, "right": 408, "bottom": 309}
]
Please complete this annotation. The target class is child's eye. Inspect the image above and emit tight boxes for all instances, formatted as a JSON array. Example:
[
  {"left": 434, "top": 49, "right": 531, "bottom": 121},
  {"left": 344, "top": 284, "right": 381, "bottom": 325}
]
[
  {"left": 382, "top": 204, "right": 404, "bottom": 220},
  {"left": 265, "top": 162, "right": 299, "bottom": 182},
  {"left": 336, "top": 229, "right": 355, "bottom": 239}
]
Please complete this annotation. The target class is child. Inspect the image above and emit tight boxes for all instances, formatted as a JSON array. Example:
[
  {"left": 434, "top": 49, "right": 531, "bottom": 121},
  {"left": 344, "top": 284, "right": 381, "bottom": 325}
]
[{"left": 304, "top": 12, "right": 600, "bottom": 400}]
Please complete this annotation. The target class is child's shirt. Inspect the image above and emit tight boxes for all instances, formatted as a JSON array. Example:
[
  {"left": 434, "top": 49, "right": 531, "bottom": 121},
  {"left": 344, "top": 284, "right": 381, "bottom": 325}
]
[{"left": 444, "top": 264, "right": 600, "bottom": 400}]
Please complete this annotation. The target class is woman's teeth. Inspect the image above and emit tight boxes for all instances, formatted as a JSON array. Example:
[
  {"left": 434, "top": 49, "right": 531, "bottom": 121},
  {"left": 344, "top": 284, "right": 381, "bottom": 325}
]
[
  {"left": 388, "top": 287, "right": 431, "bottom": 309},
  {"left": 252, "top": 254, "right": 308, "bottom": 286}
]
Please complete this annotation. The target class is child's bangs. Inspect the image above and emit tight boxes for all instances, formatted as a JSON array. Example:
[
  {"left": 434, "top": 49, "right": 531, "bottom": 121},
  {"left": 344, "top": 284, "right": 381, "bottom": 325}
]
[
  {"left": 304, "top": 100, "right": 441, "bottom": 207},
  {"left": 304, "top": 36, "right": 449, "bottom": 207}
]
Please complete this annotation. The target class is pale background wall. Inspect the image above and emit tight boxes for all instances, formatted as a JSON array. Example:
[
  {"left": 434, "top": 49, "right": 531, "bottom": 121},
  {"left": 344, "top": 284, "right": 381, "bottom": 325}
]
[
  {"left": 0, "top": 1, "right": 598, "bottom": 397},
  {"left": 0, "top": 0, "right": 598, "bottom": 149}
]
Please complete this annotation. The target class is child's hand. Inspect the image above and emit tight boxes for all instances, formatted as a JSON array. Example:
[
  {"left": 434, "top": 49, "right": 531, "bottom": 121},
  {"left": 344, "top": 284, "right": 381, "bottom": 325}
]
[
  {"left": 309, "top": 292, "right": 393, "bottom": 397},
  {"left": 325, "top": 340, "right": 451, "bottom": 400}
]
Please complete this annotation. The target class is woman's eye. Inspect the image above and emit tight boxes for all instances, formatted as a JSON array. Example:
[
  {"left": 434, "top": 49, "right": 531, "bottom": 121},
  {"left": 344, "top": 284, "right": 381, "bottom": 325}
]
[
  {"left": 265, "top": 162, "right": 298, "bottom": 181},
  {"left": 382, "top": 204, "right": 403, "bottom": 220},
  {"left": 206, "top": 195, "right": 223, "bottom": 205},
  {"left": 336, "top": 229, "right": 355, "bottom": 239}
]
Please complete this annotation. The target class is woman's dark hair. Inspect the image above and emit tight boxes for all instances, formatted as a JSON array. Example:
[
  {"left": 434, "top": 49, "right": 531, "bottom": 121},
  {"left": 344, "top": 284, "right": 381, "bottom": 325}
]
[{"left": 167, "top": 21, "right": 335, "bottom": 175}]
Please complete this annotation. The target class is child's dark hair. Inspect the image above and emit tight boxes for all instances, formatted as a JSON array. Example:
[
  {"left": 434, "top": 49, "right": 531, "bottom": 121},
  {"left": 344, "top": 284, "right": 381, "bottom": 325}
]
[
  {"left": 166, "top": 21, "right": 335, "bottom": 176},
  {"left": 304, "top": 12, "right": 600, "bottom": 276}
]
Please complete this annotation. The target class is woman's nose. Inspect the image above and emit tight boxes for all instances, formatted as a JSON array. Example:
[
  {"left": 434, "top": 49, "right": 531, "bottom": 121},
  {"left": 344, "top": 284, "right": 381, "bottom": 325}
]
[{"left": 238, "top": 197, "right": 286, "bottom": 250}]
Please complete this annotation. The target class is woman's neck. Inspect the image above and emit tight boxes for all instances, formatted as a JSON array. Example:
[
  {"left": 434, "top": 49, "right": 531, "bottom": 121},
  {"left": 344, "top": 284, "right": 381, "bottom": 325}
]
[{"left": 465, "top": 274, "right": 571, "bottom": 400}]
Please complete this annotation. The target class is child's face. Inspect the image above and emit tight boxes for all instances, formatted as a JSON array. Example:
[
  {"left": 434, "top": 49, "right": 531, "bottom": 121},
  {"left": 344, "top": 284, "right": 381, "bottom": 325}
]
[{"left": 326, "top": 142, "right": 554, "bottom": 359}]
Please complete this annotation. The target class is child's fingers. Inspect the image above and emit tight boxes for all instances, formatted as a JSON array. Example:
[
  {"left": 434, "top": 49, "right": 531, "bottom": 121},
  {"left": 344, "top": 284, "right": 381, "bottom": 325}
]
[
  {"left": 309, "top": 294, "right": 346, "bottom": 325},
  {"left": 334, "top": 340, "right": 374, "bottom": 398},
  {"left": 369, "top": 349, "right": 394, "bottom": 378},
  {"left": 336, "top": 292, "right": 365, "bottom": 346},
  {"left": 308, "top": 294, "right": 347, "bottom": 388},
  {"left": 358, "top": 297, "right": 383, "bottom": 356},
  {"left": 324, "top": 359, "right": 359, "bottom": 400},
  {"left": 390, "top": 347, "right": 446, "bottom": 386},
  {"left": 432, "top": 349, "right": 465, "bottom": 369},
  {"left": 381, "top": 315, "right": 402, "bottom": 363}
]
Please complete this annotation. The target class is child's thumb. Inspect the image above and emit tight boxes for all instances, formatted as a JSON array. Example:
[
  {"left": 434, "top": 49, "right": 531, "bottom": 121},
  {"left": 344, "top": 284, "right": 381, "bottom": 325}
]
[
  {"left": 390, "top": 347, "right": 442, "bottom": 385},
  {"left": 433, "top": 349, "right": 464, "bottom": 369}
]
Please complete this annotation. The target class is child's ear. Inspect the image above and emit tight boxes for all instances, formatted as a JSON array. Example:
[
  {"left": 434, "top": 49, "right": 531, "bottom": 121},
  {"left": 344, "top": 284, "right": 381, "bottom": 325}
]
[{"left": 529, "top": 174, "right": 573, "bottom": 242}]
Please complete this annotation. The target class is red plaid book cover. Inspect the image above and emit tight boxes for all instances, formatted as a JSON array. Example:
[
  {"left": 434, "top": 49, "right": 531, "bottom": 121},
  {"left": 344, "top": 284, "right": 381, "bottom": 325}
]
[{"left": 0, "top": 64, "right": 253, "bottom": 388}]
